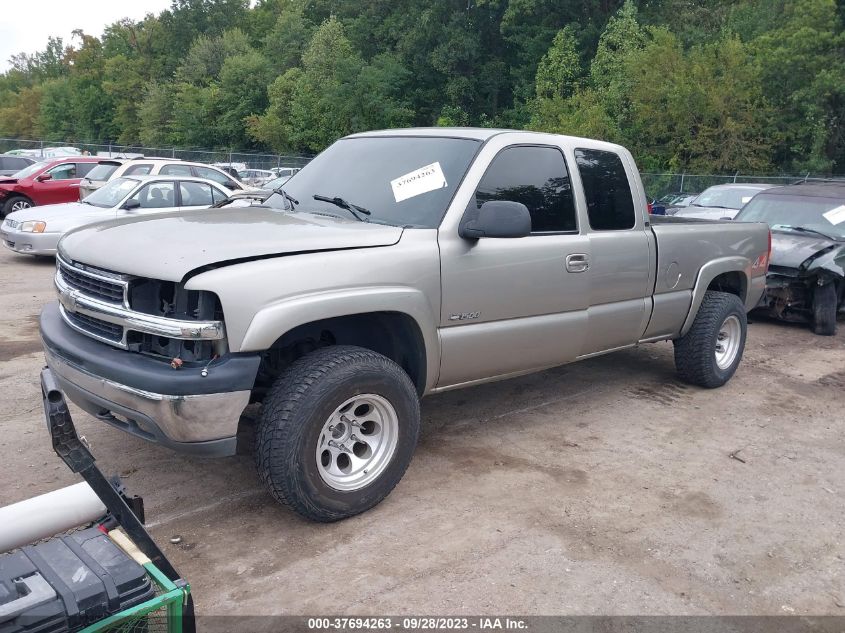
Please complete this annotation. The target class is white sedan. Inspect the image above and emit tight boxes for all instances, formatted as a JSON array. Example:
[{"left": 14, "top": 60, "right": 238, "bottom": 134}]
[{"left": 1, "top": 175, "right": 231, "bottom": 256}]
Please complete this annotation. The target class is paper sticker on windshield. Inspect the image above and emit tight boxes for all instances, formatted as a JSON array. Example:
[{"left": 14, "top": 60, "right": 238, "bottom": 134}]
[
  {"left": 391, "top": 162, "right": 447, "bottom": 203},
  {"left": 741, "top": 196, "right": 752, "bottom": 204},
  {"left": 823, "top": 204, "right": 845, "bottom": 225}
]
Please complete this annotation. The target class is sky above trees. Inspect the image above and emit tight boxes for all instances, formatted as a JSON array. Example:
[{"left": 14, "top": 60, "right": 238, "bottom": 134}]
[{"left": 0, "top": 0, "right": 843, "bottom": 174}]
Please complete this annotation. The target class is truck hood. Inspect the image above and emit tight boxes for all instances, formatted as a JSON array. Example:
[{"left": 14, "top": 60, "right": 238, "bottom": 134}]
[
  {"left": 58, "top": 208, "right": 404, "bottom": 281},
  {"left": 770, "top": 229, "right": 844, "bottom": 272}
]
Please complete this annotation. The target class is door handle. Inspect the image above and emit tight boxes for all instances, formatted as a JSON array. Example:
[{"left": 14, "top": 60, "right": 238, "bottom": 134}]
[{"left": 565, "top": 253, "right": 590, "bottom": 273}]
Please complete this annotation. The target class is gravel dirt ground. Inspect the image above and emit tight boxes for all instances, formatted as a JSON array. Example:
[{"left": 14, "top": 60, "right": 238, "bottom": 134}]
[{"left": 1, "top": 246, "right": 843, "bottom": 617}]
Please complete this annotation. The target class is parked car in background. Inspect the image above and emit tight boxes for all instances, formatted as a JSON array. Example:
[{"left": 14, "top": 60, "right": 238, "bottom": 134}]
[
  {"left": 254, "top": 175, "right": 294, "bottom": 193},
  {"left": 674, "top": 184, "right": 773, "bottom": 220},
  {"left": 1, "top": 175, "right": 231, "bottom": 256},
  {"left": 662, "top": 193, "right": 699, "bottom": 215},
  {"left": 238, "top": 169, "right": 276, "bottom": 187},
  {"left": 211, "top": 189, "right": 275, "bottom": 210},
  {"left": 107, "top": 159, "right": 250, "bottom": 193},
  {"left": 271, "top": 166, "right": 301, "bottom": 179},
  {"left": 0, "top": 157, "right": 101, "bottom": 215},
  {"left": 78, "top": 159, "right": 126, "bottom": 199},
  {"left": 213, "top": 162, "right": 248, "bottom": 175},
  {"left": 735, "top": 181, "right": 845, "bottom": 335},
  {"left": 0, "top": 155, "right": 36, "bottom": 176}
]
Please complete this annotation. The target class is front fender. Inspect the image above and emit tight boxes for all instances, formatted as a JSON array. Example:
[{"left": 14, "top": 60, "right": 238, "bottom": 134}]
[{"left": 238, "top": 286, "right": 441, "bottom": 392}]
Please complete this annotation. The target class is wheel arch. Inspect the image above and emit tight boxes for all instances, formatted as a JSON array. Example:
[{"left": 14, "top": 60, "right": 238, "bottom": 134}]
[
  {"left": 680, "top": 258, "right": 751, "bottom": 336},
  {"left": 238, "top": 289, "right": 438, "bottom": 396},
  {"left": 2, "top": 193, "right": 34, "bottom": 213}
]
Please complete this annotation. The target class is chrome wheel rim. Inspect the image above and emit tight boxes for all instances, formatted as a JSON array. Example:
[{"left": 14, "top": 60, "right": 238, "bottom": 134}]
[
  {"left": 11, "top": 200, "right": 30, "bottom": 212},
  {"left": 316, "top": 394, "right": 399, "bottom": 491},
  {"left": 715, "top": 315, "right": 742, "bottom": 370}
]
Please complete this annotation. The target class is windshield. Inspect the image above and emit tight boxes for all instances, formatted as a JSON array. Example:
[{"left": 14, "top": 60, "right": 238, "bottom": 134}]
[
  {"left": 84, "top": 177, "right": 139, "bottom": 208},
  {"left": 267, "top": 136, "right": 481, "bottom": 228},
  {"left": 735, "top": 193, "right": 845, "bottom": 240},
  {"left": 693, "top": 186, "right": 765, "bottom": 210},
  {"left": 85, "top": 163, "right": 121, "bottom": 181},
  {"left": 11, "top": 161, "right": 48, "bottom": 179}
]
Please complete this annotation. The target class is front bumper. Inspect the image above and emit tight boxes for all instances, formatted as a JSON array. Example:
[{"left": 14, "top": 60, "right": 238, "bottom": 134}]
[
  {"left": 40, "top": 301, "right": 261, "bottom": 456},
  {"left": 1, "top": 227, "right": 60, "bottom": 255}
]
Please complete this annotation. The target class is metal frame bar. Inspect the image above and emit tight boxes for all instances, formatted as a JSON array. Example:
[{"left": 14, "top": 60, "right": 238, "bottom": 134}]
[{"left": 41, "top": 368, "right": 196, "bottom": 633}]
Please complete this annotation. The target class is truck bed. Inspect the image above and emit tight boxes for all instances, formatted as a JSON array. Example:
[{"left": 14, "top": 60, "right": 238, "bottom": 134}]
[{"left": 642, "top": 215, "right": 770, "bottom": 340}]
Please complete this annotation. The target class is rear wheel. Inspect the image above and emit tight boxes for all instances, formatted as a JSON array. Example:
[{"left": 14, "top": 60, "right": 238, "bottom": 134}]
[
  {"left": 812, "top": 282, "right": 838, "bottom": 336},
  {"left": 255, "top": 345, "right": 420, "bottom": 522},
  {"left": 674, "top": 290, "right": 747, "bottom": 388},
  {"left": 2, "top": 196, "right": 32, "bottom": 216}
]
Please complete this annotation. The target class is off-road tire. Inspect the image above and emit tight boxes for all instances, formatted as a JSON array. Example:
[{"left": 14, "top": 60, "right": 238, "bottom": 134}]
[
  {"left": 2, "top": 196, "right": 32, "bottom": 216},
  {"left": 674, "top": 290, "right": 747, "bottom": 388},
  {"left": 255, "top": 345, "right": 420, "bottom": 522},
  {"left": 812, "top": 282, "right": 838, "bottom": 336}
]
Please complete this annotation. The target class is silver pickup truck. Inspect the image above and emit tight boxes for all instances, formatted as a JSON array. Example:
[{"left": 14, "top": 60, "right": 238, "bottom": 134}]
[{"left": 40, "top": 128, "right": 771, "bottom": 521}]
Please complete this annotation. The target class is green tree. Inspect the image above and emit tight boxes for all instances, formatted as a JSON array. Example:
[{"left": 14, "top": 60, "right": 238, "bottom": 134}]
[
  {"left": 625, "top": 30, "right": 773, "bottom": 171},
  {"left": 218, "top": 50, "right": 273, "bottom": 146},
  {"left": 534, "top": 25, "right": 581, "bottom": 99},
  {"left": 751, "top": 0, "right": 845, "bottom": 171},
  {"left": 138, "top": 82, "right": 174, "bottom": 146}
]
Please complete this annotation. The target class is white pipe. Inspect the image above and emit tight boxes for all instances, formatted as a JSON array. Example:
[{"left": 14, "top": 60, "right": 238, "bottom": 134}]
[{"left": 0, "top": 482, "right": 106, "bottom": 552}]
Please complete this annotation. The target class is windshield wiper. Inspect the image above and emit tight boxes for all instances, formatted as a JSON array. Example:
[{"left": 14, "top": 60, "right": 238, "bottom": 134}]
[
  {"left": 273, "top": 187, "right": 299, "bottom": 210},
  {"left": 773, "top": 225, "right": 840, "bottom": 241},
  {"left": 313, "top": 194, "right": 371, "bottom": 222}
]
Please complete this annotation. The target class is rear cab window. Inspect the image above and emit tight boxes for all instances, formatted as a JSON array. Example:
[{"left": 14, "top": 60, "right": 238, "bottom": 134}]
[
  {"left": 474, "top": 145, "right": 577, "bottom": 233},
  {"left": 575, "top": 148, "right": 636, "bottom": 230}
]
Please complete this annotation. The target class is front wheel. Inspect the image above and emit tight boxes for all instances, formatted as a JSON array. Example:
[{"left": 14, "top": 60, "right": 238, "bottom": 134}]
[
  {"left": 812, "top": 282, "right": 838, "bottom": 336},
  {"left": 2, "top": 196, "right": 32, "bottom": 216},
  {"left": 674, "top": 290, "right": 747, "bottom": 388},
  {"left": 255, "top": 345, "right": 420, "bottom": 522}
]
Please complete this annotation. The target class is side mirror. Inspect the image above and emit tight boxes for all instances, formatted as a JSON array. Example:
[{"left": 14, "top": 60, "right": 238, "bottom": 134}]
[
  {"left": 36, "top": 173, "right": 52, "bottom": 182},
  {"left": 459, "top": 200, "right": 532, "bottom": 239},
  {"left": 122, "top": 199, "right": 141, "bottom": 211}
]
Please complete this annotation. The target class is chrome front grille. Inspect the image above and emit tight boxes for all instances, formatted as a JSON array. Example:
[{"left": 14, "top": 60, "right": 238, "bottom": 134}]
[
  {"left": 63, "top": 310, "right": 123, "bottom": 343},
  {"left": 54, "top": 255, "right": 225, "bottom": 351},
  {"left": 57, "top": 256, "right": 128, "bottom": 305}
]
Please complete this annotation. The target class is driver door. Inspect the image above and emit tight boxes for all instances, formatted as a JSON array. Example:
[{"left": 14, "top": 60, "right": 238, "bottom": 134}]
[{"left": 437, "top": 144, "right": 591, "bottom": 388}]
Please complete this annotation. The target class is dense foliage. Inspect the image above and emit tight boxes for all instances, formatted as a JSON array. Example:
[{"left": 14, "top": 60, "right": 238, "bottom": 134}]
[{"left": 1, "top": 0, "right": 843, "bottom": 172}]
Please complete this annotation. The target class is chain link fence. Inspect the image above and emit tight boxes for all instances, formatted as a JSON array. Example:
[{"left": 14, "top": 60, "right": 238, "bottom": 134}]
[
  {"left": 4, "top": 138, "right": 841, "bottom": 195},
  {"left": 640, "top": 172, "right": 838, "bottom": 199},
  {"left": 0, "top": 137, "right": 313, "bottom": 171}
]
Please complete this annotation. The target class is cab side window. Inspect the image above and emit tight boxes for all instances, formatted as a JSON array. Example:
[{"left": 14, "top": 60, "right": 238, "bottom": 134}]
[
  {"left": 575, "top": 148, "right": 636, "bottom": 231},
  {"left": 194, "top": 166, "right": 239, "bottom": 190},
  {"left": 160, "top": 164, "right": 193, "bottom": 176},
  {"left": 129, "top": 182, "right": 176, "bottom": 208},
  {"left": 48, "top": 163, "right": 77, "bottom": 180},
  {"left": 179, "top": 181, "right": 215, "bottom": 207},
  {"left": 211, "top": 186, "right": 228, "bottom": 204},
  {"left": 474, "top": 146, "right": 577, "bottom": 233}
]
